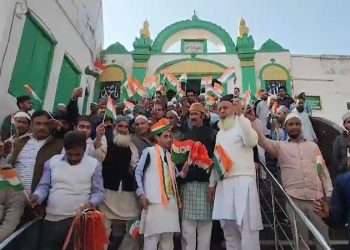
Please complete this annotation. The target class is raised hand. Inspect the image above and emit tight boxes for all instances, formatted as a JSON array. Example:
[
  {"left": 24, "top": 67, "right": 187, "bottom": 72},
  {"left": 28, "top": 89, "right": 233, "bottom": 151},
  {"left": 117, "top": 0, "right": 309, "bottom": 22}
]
[{"left": 71, "top": 87, "right": 84, "bottom": 100}]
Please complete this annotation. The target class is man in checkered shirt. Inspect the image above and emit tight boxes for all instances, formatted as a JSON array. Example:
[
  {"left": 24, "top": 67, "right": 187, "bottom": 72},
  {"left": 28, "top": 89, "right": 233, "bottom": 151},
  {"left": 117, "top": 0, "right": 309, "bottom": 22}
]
[{"left": 177, "top": 103, "right": 217, "bottom": 250}]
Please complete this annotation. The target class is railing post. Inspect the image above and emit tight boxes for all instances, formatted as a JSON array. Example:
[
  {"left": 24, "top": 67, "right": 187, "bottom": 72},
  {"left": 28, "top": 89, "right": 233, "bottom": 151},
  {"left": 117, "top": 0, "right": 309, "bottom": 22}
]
[
  {"left": 291, "top": 210, "right": 300, "bottom": 250},
  {"left": 270, "top": 180, "right": 278, "bottom": 250}
]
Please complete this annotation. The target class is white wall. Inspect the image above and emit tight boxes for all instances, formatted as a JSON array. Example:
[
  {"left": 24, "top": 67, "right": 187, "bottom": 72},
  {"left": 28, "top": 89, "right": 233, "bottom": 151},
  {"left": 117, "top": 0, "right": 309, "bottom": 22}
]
[
  {"left": 0, "top": 0, "right": 103, "bottom": 123},
  {"left": 291, "top": 55, "right": 350, "bottom": 126},
  {"left": 103, "top": 54, "right": 134, "bottom": 76}
]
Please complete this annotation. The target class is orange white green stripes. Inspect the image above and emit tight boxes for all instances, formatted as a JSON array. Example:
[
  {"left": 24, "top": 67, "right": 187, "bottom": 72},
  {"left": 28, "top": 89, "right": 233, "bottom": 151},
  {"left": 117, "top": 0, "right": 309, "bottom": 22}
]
[
  {"left": 179, "top": 73, "right": 187, "bottom": 83},
  {"left": 133, "top": 79, "right": 146, "bottom": 97},
  {"left": 213, "top": 83, "right": 224, "bottom": 95},
  {"left": 124, "top": 101, "right": 135, "bottom": 113},
  {"left": 205, "top": 85, "right": 221, "bottom": 98},
  {"left": 143, "top": 75, "right": 157, "bottom": 97},
  {"left": 201, "top": 76, "right": 212, "bottom": 88},
  {"left": 0, "top": 167, "right": 24, "bottom": 191},
  {"left": 126, "top": 219, "right": 140, "bottom": 239},
  {"left": 151, "top": 118, "right": 171, "bottom": 136},
  {"left": 243, "top": 87, "right": 252, "bottom": 109},
  {"left": 213, "top": 144, "right": 233, "bottom": 180},
  {"left": 24, "top": 84, "right": 42, "bottom": 107},
  {"left": 105, "top": 96, "right": 116, "bottom": 121},
  {"left": 218, "top": 67, "right": 235, "bottom": 83},
  {"left": 164, "top": 73, "right": 179, "bottom": 91}
]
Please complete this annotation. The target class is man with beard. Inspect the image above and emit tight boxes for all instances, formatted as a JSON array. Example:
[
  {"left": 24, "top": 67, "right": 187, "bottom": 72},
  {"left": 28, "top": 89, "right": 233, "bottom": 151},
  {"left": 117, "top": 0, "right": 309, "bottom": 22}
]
[
  {"left": 131, "top": 115, "right": 153, "bottom": 157},
  {"left": 99, "top": 116, "right": 140, "bottom": 250},
  {"left": 135, "top": 118, "right": 181, "bottom": 250},
  {"left": 249, "top": 111, "right": 332, "bottom": 250},
  {"left": 208, "top": 95, "right": 263, "bottom": 250},
  {"left": 291, "top": 97, "right": 317, "bottom": 142},
  {"left": 179, "top": 103, "right": 217, "bottom": 250}
]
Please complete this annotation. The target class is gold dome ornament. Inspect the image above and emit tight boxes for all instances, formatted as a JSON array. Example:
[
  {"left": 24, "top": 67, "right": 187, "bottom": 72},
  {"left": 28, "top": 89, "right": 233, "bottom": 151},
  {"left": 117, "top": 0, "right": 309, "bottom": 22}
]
[
  {"left": 140, "top": 19, "right": 151, "bottom": 38},
  {"left": 238, "top": 18, "right": 249, "bottom": 37}
]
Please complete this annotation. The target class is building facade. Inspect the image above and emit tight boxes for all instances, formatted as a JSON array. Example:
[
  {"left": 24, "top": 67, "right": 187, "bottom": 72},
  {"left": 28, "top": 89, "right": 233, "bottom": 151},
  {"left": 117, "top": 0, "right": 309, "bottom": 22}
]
[
  {"left": 101, "top": 13, "right": 349, "bottom": 126},
  {"left": 0, "top": 0, "right": 104, "bottom": 122}
]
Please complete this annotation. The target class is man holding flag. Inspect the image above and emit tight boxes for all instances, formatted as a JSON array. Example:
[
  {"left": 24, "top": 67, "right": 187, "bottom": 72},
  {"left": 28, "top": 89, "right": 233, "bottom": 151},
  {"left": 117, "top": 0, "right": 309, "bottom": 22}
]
[
  {"left": 178, "top": 103, "right": 217, "bottom": 250},
  {"left": 99, "top": 115, "right": 140, "bottom": 250},
  {"left": 209, "top": 95, "right": 262, "bottom": 250},
  {"left": 135, "top": 118, "right": 181, "bottom": 250},
  {"left": 0, "top": 140, "right": 24, "bottom": 242}
]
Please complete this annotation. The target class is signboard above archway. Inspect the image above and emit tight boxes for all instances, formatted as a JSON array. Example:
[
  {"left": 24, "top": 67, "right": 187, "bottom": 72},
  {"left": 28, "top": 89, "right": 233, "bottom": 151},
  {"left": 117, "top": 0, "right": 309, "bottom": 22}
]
[{"left": 151, "top": 13, "right": 236, "bottom": 53}]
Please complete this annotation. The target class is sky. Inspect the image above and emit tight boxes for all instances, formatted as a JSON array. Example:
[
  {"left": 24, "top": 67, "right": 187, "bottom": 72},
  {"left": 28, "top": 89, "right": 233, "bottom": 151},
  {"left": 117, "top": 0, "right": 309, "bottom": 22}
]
[{"left": 102, "top": 0, "right": 350, "bottom": 55}]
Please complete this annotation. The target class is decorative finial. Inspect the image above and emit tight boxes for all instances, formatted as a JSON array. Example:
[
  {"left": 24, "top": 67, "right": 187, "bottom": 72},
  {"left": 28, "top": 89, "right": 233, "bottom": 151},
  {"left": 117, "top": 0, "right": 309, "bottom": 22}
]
[
  {"left": 238, "top": 17, "right": 249, "bottom": 37},
  {"left": 192, "top": 10, "right": 198, "bottom": 20},
  {"left": 140, "top": 19, "right": 150, "bottom": 38}
]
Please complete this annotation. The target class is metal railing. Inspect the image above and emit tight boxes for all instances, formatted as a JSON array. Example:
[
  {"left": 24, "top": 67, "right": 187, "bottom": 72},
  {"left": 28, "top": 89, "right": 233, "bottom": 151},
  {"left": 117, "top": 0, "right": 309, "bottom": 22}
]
[
  {"left": 0, "top": 218, "right": 39, "bottom": 250},
  {"left": 258, "top": 162, "right": 332, "bottom": 250}
]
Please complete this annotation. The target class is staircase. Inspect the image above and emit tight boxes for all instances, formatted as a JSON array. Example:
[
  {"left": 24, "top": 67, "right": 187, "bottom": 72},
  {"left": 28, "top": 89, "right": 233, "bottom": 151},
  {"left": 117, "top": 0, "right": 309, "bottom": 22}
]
[{"left": 0, "top": 168, "right": 348, "bottom": 250}]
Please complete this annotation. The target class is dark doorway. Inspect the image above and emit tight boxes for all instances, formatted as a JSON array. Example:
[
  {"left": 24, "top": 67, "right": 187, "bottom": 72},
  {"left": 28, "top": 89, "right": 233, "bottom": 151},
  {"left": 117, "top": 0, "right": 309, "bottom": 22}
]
[{"left": 181, "top": 79, "right": 201, "bottom": 95}]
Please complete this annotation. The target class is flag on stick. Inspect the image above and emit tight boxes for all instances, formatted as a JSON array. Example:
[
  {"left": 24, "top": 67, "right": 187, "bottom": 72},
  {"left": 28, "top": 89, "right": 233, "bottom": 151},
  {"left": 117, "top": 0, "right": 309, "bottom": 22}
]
[
  {"left": 200, "top": 76, "right": 212, "bottom": 88},
  {"left": 24, "top": 84, "right": 43, "bottom": 109},
  {"left": 105, "top": 96, "right": 117, "bottom": 121},
  {"left": 0, "top": 167, "right": 24, "bottom": 191},
  {"left": 179, "top": 73, "right": 187, "bottom": 83}
]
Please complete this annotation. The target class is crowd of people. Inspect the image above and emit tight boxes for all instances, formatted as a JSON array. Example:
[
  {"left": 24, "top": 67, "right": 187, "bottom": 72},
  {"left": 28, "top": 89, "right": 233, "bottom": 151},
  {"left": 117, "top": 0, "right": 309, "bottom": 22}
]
[{"left": 0, "top": 83, "right": 348, "bottom": 250}]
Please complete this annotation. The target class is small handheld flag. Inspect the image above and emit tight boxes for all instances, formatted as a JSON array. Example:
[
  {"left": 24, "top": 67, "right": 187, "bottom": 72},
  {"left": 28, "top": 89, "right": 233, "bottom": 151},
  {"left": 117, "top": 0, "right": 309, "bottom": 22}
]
[
  {"left": 105, "top": 96, "right": 117, "bottom": 121},
  {"left": 24, "top": 84, "right": 43, "bottom": 109},
  {"left": 0, "top": 167, "right": 24, "bottom": 191}
]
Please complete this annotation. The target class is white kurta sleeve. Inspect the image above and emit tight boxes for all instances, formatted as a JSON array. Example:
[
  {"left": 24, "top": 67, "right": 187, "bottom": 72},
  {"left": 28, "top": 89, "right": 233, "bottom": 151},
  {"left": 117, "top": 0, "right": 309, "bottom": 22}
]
[
  {"left": 237, "top": 114, "right": 258, "bottom": 148},
  {"left": 130, "top": 142, "right": 140, "bottom": 169},
  {"left": 209, "top": 169, "right": 219, "bottom": 187},
  {"left": 91, "top": 136, "right": 108, "bottom": 162}
]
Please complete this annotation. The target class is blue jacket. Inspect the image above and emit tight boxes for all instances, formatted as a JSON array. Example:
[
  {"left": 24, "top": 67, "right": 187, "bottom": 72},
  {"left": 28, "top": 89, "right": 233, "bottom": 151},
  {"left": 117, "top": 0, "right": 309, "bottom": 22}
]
[{"left": 329, "top": 171, "right": 350, "bottom": 245}]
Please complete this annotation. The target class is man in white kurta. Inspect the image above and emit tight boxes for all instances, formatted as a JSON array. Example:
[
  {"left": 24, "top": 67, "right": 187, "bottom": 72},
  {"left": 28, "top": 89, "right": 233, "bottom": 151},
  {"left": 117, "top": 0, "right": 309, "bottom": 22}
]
[{"left": 209, "top": 95, "right": 263, "bottom": 250}]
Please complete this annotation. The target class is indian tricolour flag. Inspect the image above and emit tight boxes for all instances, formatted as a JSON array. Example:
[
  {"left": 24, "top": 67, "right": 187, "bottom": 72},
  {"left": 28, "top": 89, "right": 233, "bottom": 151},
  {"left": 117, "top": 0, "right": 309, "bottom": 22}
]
[
  {"left": 205, "top": 95, "right": 215, "bottom": 107},
  {"left": 315, "top": 147, "right": 326, "bottom": 173},
  {"left": 133, "top": 79, "right": 146, "bottom": 98},
  {"left": 143, "top": 75, "right": 157, "bottom": 97},
  {"left": 179, "top": 73, "right": 187, "bottom": 83},
  {"left": 171, "top": 139, "right": 194, "bottom": 164},
  {"left": 164, "top": 73, "right": 179, "bottom": 91},
  {"left": 105, "top": 96, "right": 116, "bottom": 121},
  {"left": 176, "top": 88, "right": 185, "bottom": 100},
  {"left": 218, "top": 67, "right": 235, "bottom": 83},
  {"left": 205, "top": 85, "right": 221, "bottom": 98},
  {"left": 242, "top": 88, "right": 252, "bottom": 109},
  {"left": 24, "top": 84, "right": 43, "bottom": 109},
  {"left": 0, "top": 167, "right": 24, "bottom": 191},
  {"left": 213, "top": 144, "right": 233, "bottom": 180},
  {"left": 126, "top": 219, "right": 140, "bottom": 239},
  {"left": 124, "top": 101, "right": 135, "bottom": 113},
  {"left": 201, "top": 76, "right": 212, "bottom": 88},
  {"left": 123, "top": 77, "right": 138, "bottom": 101},
  {"left": 213, "top": 83, "right": 224, "bottom": 95}
]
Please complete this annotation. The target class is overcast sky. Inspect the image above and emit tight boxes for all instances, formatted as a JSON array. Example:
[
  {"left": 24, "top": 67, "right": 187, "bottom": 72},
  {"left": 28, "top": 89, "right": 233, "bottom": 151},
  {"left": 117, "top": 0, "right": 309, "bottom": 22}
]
[{"left": 102, "top": 0, "right": 350, "bottom": 55}]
